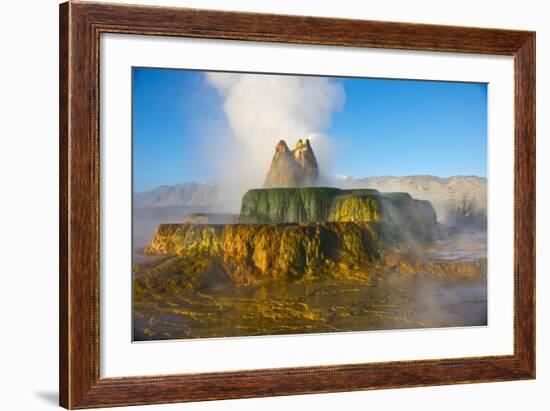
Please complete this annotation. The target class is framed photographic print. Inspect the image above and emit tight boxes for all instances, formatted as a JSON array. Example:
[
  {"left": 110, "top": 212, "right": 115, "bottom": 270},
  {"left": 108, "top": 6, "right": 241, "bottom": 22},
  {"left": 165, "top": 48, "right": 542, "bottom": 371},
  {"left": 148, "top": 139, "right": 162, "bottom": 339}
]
[{"left": 59, "top": 1, "right": 535, "bottom": 408}]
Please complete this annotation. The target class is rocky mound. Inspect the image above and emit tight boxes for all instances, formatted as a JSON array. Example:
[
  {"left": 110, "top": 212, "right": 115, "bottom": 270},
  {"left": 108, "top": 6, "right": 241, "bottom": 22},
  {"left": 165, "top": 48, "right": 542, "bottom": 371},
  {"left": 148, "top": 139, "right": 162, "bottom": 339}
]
[
  {"left": 145, "top": 222, "right": 383, "bottom": 283},
  {"left": 142, "top": 139, "right": 444, "bottom": 285},
  {"left": 264, "top": 139, "right": 319, "bottom": 187}
]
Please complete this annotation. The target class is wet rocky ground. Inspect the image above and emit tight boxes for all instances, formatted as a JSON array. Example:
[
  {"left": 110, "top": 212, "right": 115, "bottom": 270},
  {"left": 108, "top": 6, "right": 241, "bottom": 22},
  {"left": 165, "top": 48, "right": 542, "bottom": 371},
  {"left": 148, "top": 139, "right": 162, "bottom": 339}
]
[{"left": 133, "top": 233, "right": 487, "bottom": 341}]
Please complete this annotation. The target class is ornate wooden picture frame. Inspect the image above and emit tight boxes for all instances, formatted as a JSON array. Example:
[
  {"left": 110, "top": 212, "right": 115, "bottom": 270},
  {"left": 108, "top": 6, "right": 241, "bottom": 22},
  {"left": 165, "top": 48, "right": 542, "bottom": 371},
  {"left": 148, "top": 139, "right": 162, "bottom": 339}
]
[{"left": 59, "top": 1, "right": 535, "bottom": 408}]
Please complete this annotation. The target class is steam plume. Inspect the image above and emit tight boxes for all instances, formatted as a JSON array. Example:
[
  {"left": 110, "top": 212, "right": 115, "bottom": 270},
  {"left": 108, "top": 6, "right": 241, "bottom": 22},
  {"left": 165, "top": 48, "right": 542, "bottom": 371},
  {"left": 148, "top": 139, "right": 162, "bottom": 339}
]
[{"left": 205, "top": 72, "right": 344, "bottom": 210}]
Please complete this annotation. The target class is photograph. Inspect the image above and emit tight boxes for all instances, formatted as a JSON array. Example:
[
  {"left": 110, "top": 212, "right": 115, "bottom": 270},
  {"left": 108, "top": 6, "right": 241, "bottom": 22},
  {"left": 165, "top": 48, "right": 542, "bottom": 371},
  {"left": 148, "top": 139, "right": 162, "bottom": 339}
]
[
  {"left": 0, "top": 0, "right": 542, "bottom": 409},
  {"left": 131, "top": 68, "right": 489, "bottom": 341}
]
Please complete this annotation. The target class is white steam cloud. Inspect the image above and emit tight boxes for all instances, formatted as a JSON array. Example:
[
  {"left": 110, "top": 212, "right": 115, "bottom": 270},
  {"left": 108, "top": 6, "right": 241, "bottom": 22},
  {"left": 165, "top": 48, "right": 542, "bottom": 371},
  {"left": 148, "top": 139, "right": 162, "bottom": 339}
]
[{"left": 205, "top": 72, "right": 345, "bottom": 211}]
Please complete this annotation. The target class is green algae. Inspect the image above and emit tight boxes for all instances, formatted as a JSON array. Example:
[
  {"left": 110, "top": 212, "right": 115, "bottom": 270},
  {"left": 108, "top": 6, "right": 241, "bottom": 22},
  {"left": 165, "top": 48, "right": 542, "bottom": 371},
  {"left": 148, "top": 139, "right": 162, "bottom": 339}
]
[
  {"left": 328, "top": 193, "right": 382, "bottom": 222},
  {"left": 239, "top": 187, "right": 439, "bottom": 241},
  {"left": 240, "top": 187, "right": 343, "bottom": 223}
]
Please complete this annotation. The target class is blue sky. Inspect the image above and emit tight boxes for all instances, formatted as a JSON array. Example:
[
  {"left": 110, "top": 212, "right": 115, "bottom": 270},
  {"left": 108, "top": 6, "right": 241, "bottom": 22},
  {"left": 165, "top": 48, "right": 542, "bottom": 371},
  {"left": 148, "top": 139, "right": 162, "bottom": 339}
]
[{"left": 133, "top": 68, "right": 487, "bottom": 192}]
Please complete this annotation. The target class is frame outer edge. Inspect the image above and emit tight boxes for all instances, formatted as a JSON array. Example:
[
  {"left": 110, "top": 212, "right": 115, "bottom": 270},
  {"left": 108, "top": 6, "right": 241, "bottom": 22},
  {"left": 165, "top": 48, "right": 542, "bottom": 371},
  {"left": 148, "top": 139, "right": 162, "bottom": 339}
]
[
  {"left": 61, "top": 2, "right": 536, "bottom": 408},
  {"left": 62, "top": 1, "right": 98, "bottom": 408},
  {"left": 59, "top": 1, "right": 70, "bottom": 408},
  {"left": 515, "top": 33, "right": 536, "bottom": 377}
]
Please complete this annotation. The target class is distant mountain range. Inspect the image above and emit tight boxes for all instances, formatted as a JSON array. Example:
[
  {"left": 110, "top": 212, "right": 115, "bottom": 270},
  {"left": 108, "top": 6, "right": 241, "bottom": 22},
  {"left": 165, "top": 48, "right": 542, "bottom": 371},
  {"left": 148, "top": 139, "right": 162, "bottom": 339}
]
[
  {"left": 133, "top": 175, "right": 486, "bottom": 223},
  {"left": 335, "top": 175, "right": 487, "bottom": 222},
  {"left": 134, "top": 182, "right": 219, "bottom": 208}
]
